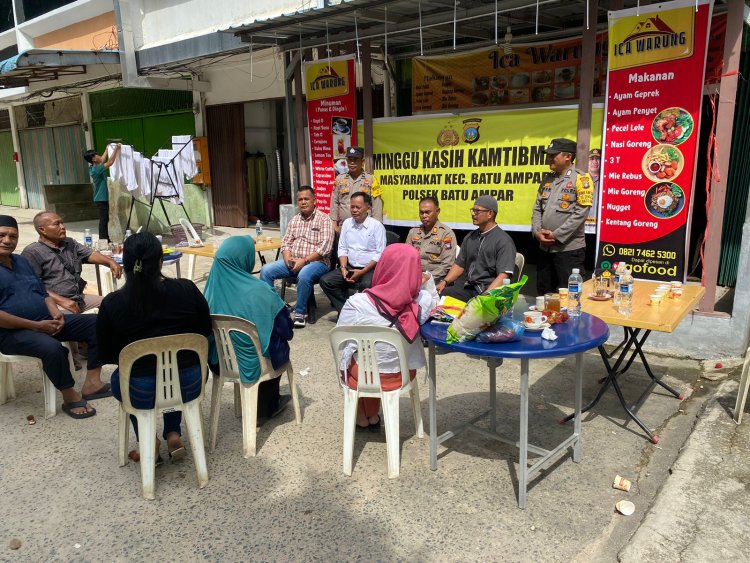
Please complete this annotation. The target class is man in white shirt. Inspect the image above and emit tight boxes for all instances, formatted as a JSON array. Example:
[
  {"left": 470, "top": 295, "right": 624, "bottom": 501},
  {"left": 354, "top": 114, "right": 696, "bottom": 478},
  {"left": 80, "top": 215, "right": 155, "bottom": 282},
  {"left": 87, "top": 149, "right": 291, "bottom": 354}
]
[{"left": 320, "top": 192, "right": 386, "bottom": 313}]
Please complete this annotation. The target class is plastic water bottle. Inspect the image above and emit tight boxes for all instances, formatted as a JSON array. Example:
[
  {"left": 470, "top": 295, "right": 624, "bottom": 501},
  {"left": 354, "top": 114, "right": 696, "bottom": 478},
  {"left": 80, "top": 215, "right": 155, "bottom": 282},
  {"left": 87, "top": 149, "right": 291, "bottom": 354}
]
[
  {"left": 124, "top": 229, "right": 132, "bottom": 241},
  {"left": 613, "top": 262, "right": 626, "bottom": 306},
  {"left": 618, "top": 268, "right": 634, "bottom": 315},
  {"left": 255, "top": 220, "right": 263, "bottom": 240},
  {"left": 567, "top": 268, "right": 583, "bottom": 317},
  {"left": 83, "top": 228, "right": 93, "bottom": 248}
]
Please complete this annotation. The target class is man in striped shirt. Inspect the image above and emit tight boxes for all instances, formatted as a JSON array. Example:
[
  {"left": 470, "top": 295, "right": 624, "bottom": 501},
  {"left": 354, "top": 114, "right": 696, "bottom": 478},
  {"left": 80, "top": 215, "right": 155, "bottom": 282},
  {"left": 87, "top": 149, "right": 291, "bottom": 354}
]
[{"left": 260, "top": 186, "right": 334, "bottom": 328}]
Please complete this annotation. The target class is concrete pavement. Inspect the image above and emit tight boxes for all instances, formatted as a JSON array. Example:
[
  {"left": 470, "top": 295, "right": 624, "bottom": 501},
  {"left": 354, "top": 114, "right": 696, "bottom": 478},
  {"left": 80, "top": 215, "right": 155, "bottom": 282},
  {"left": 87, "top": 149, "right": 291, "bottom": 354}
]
[{"left": 0, "top": 206, "right": 748, "bottom": 561}]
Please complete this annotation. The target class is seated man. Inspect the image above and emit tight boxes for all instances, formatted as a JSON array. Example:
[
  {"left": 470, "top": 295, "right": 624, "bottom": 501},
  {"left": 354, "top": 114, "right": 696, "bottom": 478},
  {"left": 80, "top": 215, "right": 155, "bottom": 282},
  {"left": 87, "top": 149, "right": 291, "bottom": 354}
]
[
  {"left": 406, "top": 196, "right": 457, "bottom": 284},
  {"left": 21, "top": 211, "right": 123, "bottom": 313},
  {"left": 0, "top": 215, "right": 109, "bottom": 419},
  {"left": 436, "top": 195, "right": 517, "bottom": 301},
  {"left": 320, "top": 192, "right": 386, "bottom": 314},
  {"left": 260, "top": 186, "right": 334, "bottom": 328}
]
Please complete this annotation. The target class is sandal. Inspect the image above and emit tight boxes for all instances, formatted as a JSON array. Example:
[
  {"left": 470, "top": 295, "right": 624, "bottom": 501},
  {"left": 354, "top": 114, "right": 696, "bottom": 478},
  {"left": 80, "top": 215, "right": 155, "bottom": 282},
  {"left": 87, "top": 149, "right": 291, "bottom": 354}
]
[
  {"left": 61, "top": 400, "right": 96, "bottom": 419},
  {"left": 82, "top": 383, "right": 113, "bottom": 401}
]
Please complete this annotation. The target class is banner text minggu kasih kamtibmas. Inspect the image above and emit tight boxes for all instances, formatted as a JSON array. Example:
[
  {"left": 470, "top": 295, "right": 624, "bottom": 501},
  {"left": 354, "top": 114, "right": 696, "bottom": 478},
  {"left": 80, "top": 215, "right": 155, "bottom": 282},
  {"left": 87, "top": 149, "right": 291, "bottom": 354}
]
[{"left": 363, "top": 107, "right": 603, "bottom": 230}]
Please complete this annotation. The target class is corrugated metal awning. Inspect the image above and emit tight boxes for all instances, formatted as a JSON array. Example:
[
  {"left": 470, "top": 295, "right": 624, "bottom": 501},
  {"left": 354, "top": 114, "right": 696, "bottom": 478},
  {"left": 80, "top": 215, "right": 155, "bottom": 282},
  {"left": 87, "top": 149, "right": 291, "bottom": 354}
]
[{"left": 0, "top": 49, "right": 120, "bottom": 89}]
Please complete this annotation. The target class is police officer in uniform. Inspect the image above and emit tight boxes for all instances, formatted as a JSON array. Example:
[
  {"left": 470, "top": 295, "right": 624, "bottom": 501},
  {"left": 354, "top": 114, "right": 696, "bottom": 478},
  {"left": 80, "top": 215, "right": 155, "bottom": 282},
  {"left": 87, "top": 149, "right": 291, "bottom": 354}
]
[
  {"left": 585, "top": 148, "right": 601, "bottom": 234},
  {"left": 329, "top": 146, "right": 383, "bottom": 233},
  {"left": 406, "top": 196, "right": 456, "bottom": 284},
  {"left": 531, "top": 138, "right": 594, "bottom": 295}
]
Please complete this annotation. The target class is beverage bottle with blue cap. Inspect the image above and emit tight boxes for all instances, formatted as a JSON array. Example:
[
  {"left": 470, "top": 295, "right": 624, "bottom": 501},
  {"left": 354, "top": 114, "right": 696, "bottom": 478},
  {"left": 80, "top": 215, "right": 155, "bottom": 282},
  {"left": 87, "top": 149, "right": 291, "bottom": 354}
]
[
  {"left": 255, "top": 219, "right": 263, "bottom": 240},
  {"left": 567, "top": 268, "right": 583, "bottom": 317},
  {"left": 83, "top": 228, "right": 92, "bottom": 248}
]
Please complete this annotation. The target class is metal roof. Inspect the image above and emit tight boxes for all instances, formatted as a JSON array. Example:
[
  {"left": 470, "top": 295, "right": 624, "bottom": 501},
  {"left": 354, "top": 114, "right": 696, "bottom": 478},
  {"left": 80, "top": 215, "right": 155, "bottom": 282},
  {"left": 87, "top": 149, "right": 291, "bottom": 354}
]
[
  {"left": 228, "top": 0, "right": 636, "bottom": 57},
  {"left": 0, "top": 49, "right": 120, "bottom": 89}
]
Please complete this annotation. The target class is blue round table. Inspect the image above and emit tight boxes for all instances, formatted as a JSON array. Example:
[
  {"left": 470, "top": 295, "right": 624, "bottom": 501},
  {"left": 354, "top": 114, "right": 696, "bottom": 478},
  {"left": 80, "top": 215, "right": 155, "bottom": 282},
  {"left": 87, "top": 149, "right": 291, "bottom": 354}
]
[
  {"left": 97, "top": 251, "right": 183, "bottom": 293},
  {"left": 421, "top": 309, "right": 608, "bottom": 509}
]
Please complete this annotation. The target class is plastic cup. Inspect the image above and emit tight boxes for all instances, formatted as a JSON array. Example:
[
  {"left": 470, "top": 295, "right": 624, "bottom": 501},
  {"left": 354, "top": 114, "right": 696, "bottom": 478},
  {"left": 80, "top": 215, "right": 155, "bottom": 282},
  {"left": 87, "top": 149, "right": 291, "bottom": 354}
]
[
  {"left": 558, "top": 288, "right": 569, "bottom": 309},
  {"left": 649, "top": 294, "right": 662, "bottom": 306},
  {"left": 535, "top": 296, "right": 545, "bottom": 310},
  {"left": 544, "top": 293, "right": 560, "bottom": 313},
  {"left": 613, "top": 475, "right": 632, "bottom": 492}
]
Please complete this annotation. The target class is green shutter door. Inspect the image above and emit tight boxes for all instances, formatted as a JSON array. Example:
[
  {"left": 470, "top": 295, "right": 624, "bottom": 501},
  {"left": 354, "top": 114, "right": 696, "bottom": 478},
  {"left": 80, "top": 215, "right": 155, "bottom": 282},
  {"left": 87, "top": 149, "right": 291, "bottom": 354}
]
[
  {"left": 0, "top": 131, "right": 19, "bottom": 206},
  {"left": 142, "top": 112, "right": 195, "bottom": 156}
]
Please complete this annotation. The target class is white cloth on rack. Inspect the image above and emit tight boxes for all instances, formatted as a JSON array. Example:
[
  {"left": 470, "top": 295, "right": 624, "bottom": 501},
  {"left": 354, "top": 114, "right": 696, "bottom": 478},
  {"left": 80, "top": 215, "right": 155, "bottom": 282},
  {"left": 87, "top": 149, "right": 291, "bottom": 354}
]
[
  {"left": 172, "top": 135, "right": 198, "bottom": 178},
  {"left": 107, "top": 144, "right": 138, "bottom": 193},
  {"left": 132, "top": 151, "right": 152, "bottom": 199},
  {"left": 157, "top": 149, "right": 185, "bottom": 184},
  {"left": 150, "top": 155, "right": 184, "bottom": 204}
]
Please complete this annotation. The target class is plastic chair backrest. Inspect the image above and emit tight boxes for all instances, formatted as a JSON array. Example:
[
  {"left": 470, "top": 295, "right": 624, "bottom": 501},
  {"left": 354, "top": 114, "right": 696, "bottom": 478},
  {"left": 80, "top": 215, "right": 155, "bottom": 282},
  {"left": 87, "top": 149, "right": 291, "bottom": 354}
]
[
  {"left": 211, "top": 314, "right": 274, "bottom": 381},
  {"left": 117, "top": 333, "right": 208, "bottom": 413},
  {"left": 180, "top": 218, "right": 203, "bottom": 247},
  {"left": 329, "top": 326, "right": 411, "bottom": 393},
  {"left": 515, "top": 252, "right": 525, "bottom": 283}
]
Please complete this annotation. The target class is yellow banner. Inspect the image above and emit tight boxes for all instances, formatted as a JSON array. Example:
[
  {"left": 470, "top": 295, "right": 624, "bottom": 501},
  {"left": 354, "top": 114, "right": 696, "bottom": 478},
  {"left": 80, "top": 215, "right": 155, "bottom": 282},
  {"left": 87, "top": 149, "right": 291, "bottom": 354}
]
[
  {"left": 609, "top": 7, "right": 695, "bottom": 70},
  {"left": 305, "top": 59, "right": 351, "bottom": 101},
  {"left": 361, "top": 108, "right": 603, "bottom": 230}
]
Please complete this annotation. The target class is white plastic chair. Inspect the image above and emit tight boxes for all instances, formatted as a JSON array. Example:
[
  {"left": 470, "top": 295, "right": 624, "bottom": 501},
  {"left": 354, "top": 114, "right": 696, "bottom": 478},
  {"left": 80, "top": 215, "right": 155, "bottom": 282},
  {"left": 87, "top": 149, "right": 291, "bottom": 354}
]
[
  {"left": 329, "top": 326, "right": 424, "bottom": 478},
  {"left": 180, "top": 218, "right": 204, "bottom": 247},
  {"left": 733, "top": 346, "right": 750, "bottom": 423},
  {"left": 116, "top": 333, "right": 209, "bottom": 500},
  {"left": 0, "top": 343, "right": 76, "bottom": 418},
  {"left": 209, "top": 314, "right": 302, "bottom": 458}
]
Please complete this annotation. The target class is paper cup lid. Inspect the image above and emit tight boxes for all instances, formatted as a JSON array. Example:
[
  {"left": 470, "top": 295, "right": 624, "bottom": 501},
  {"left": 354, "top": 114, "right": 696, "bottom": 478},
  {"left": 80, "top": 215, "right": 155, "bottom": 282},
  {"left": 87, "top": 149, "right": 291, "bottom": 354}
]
[{"left": 615, "top": 500, "right": 635, "bottom": 516}]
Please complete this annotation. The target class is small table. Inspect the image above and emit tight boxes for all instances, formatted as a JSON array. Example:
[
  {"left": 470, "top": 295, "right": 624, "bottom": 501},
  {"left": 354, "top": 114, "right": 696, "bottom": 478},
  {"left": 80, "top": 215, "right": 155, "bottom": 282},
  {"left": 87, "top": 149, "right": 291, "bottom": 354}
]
[
  {"left": 561, "top": 280, "right": 705, "bottom": 443},
  {"left": 422, "top": 311, "right": 609, "bottom": 508},
  {"left": 95, "top": 252, "right": 183, "bottom": 294},
  {"left": 180, "top": 238, "right": 282, "bottom": 280}
]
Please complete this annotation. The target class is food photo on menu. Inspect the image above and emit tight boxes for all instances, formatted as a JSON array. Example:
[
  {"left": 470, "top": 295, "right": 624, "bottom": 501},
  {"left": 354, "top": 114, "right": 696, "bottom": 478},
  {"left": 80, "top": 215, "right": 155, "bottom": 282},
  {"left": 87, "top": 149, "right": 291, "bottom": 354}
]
[{"left": 331, "top": 117, "right": 352, "bottom": 159}]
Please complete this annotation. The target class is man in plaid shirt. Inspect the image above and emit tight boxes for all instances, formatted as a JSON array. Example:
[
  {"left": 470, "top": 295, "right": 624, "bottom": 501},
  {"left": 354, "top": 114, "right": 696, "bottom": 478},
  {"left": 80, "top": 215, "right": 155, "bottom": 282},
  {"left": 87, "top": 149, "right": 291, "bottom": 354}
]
[{"left": 260, "top": 186, "right": 334, "bottom": 327}]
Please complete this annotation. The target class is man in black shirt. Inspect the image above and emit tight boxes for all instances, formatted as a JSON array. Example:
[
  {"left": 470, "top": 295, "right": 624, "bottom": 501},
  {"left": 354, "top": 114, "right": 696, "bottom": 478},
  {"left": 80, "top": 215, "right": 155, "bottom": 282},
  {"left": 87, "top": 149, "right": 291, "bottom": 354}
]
[{"left": 437, "top": 196, "right": 517, "bottom": 301}]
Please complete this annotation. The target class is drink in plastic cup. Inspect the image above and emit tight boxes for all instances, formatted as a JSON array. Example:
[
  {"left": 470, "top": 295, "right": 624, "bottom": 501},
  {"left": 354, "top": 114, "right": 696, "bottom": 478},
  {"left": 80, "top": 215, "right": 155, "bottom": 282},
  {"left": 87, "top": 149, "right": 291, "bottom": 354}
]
[
  {"left": 535, "top": 296, "right": 545, "bottom": 310},
  {"left": 558, "top": 288, "right": 569, "bottom": 309},
  {"left": 649, "top": 294, "right": 663, "bottom": 306},
  {"left": 544, "top": 293, "right": 560, "bottom": 312}
]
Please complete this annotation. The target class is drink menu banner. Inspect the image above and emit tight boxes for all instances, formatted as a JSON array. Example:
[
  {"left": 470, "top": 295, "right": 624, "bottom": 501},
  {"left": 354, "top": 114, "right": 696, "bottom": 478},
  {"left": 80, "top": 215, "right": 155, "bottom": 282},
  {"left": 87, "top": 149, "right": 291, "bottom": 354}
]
[
  {"left": 304, "top": 55, "right": 357, "bottom": 212},
  {"left": 596, "top": 0, "right": 712, "bottom": 281}
]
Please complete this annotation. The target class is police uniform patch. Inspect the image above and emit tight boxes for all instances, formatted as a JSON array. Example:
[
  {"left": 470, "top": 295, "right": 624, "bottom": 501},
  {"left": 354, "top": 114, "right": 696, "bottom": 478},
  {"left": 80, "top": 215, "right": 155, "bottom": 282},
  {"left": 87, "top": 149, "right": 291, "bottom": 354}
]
[
  {"left": 562, "top": 194, "right": 570, "bottom": 201},
  {"left": 566, "top": 182, "right": 573, "bottom": 189},
  {"left": 560, "top": 201, "right": 570, "bottom": 209},
  {"left": 576, "top": 173, "right": 594, "bottom": 207},
  {"left": 340, "top": 188, "right": 349, "bottom": 195},
  {"left": 544, "top": 182, "right": 551, "bottom": 187}
]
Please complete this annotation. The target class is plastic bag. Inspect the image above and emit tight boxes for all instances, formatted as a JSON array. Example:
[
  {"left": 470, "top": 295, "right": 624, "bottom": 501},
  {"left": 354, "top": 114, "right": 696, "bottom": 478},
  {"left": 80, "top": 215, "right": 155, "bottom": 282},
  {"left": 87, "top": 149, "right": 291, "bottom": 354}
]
[
  {"left": 446, "top": 275, "right": 527, "bottom": 343},
  {"left": 477, "top": 317, "right": 525, "bottom": 343}
]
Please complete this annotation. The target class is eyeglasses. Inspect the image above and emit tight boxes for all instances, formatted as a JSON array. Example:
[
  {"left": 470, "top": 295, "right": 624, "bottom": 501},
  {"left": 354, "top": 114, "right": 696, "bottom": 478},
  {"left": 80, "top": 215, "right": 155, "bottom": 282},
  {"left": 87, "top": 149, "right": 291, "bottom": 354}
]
[{"left": 470, "top": 208, "right": 490, "bottom": 215}]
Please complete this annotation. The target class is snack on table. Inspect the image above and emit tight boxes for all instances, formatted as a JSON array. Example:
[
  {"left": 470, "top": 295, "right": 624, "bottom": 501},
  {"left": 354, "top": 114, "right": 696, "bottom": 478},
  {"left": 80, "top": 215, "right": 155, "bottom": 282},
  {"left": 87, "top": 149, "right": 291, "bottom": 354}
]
[
  {"left": 446, "top": 275, "right": 527, "bottom": 343},
  {"left": 477, "top": 317, "right": 525, "bottom": 343}
]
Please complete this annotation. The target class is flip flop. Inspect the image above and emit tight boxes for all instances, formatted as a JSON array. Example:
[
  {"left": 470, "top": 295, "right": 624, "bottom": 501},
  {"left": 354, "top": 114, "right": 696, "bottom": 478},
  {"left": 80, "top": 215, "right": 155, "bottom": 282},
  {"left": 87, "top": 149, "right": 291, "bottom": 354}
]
[
  {"left": 82, "top": 383, "right": 113, "bottom": 401},
  {"left": 168, "top": 446, "right": 186, "bottom": 461},
  {"left": 61, "top": 400, "right": 96, "bottom": 420}
]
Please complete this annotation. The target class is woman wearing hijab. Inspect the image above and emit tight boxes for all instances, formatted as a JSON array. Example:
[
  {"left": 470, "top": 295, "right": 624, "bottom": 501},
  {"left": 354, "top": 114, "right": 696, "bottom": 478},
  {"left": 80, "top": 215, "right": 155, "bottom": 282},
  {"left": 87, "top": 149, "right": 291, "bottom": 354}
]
[
  {"left": 336, "top": 243, "right": 439, "bottom": 431},
  {"left": 204, "top": 236, "right": 293, "bottom": 423},
  {"left": 97, "top": 232, "right": 212, "bottom": 462}
]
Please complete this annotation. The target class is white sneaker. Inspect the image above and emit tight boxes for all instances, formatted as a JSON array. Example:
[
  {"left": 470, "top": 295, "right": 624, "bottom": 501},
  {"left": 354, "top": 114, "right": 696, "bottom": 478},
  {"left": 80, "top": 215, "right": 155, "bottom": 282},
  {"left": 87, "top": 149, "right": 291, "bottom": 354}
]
[{"left": 293, "top": 313, "right": 306, "bottom": 328}]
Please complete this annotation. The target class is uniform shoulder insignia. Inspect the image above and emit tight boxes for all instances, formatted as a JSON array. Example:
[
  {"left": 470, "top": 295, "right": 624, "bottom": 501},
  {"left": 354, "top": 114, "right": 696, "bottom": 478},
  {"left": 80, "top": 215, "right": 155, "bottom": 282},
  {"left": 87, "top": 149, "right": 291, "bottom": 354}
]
[
  {"left": 371, "top": 185, "right": 382, "bottom": 198},
  {"left": 576, "top": 173, "right": 594, "bottom": 206}
]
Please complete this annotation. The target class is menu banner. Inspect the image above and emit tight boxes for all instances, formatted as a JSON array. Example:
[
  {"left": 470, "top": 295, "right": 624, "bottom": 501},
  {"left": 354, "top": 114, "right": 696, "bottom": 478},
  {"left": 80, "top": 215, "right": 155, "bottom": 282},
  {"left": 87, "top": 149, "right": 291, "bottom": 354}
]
[
  {"left": 359, "top": 107, "right": 603, "bottom": 230},
  {"left": 596, "top": 0, "right": 712, "bottom": 281},
  {"left": 304, "top": 55, "right": 357, "bottom": 212},
  {"left": 412, "top": 36, "right": 608, "bottom": 113}
]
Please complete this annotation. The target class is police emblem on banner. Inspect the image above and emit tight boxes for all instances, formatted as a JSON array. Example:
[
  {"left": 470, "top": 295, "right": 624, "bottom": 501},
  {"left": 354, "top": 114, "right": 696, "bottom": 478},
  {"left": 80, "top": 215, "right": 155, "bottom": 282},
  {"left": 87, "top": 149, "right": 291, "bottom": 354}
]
[
  {"left": 437, "top": 126, "right": 459, "bottom": 147},
  {"left": 462, "top": 118, "right": 482, "bottom": 144}
]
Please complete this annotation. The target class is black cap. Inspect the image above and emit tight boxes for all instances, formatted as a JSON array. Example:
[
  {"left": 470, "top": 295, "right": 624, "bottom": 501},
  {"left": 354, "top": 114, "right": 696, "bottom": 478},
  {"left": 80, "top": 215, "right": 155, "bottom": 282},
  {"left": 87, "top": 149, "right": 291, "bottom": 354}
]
[
  {"left": 589, "top": 148, "right": 602, "bottom": 158},
  {"left": 346, "top": 146, "right": 364, "bottom": 159},
  {"left": 544, "top": 138, "right": 577, "bottom": 155}
]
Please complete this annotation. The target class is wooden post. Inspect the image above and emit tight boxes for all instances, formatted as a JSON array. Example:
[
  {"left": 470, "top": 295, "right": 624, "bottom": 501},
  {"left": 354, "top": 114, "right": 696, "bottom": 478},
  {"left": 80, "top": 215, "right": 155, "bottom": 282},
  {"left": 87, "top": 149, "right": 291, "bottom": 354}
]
[
  {"left": 362, "top": 40, "right": 374, "bottom": 175},
  {"left": 699, "top": 0, "right": 744, "bottom": 313},
  {"left": 576, "top": 0, "right": 598, "bottom": 166},
  {"left": 293, "top": 53, "right": 309, "bottom": 189}
]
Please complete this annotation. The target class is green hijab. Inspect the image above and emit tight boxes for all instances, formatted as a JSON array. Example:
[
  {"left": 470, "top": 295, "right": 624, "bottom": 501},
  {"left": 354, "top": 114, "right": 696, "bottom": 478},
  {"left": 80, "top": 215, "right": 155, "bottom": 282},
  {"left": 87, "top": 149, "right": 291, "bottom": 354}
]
[{"left": 204, "top": 236, "right": 285, "bottom": 382}]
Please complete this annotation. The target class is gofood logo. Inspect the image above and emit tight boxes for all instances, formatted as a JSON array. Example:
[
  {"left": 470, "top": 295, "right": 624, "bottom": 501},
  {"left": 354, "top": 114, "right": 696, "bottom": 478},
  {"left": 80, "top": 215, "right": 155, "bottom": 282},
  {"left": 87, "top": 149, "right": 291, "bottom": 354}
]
[{"left": 609, "top": 8, "right": 694, "bottom": 70}]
